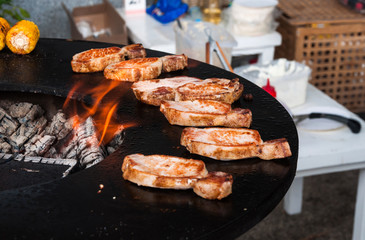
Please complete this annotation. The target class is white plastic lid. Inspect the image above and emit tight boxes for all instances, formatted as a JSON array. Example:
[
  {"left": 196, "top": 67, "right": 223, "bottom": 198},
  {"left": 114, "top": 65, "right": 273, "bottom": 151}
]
[{"left": 233, "top": 0, "right": 278, "bottom": 8}]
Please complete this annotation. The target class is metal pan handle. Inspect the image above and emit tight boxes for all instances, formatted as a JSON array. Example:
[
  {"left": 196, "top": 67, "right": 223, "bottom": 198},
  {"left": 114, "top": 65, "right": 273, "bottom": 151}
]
[{"left": 309, "top": 113, "right": 362, "bottom": 133}]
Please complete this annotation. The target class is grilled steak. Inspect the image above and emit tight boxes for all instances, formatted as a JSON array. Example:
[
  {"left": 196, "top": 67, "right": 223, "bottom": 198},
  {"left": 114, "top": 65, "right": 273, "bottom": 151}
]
[
  {"left": 122, "top": 154, "right": 233, "bottom": 200},
  {"left": 122, "top": 43, "right": 146, "bottom": 59},
  {"left": 181, "top": 127, "right": 292, "bottom": 160},
  {"left": 104, "top": 54, "right": 188, "bottom": 82},
  {"left": 160, "top": 54, "right": 188, "bottom": 72},
  {"left": 176, "top": 78, "right": 243, "bottom": 104},
  {"left": 131, "top": 76, "right": 203, "bottom": 106},
  {"left": 104, "top": 57, "right": 163, "bottom": 82},
  {"left": 193, "top": 171, "right": 233, "bottom": 200},
  {"left": 160, "top": 100, "right": 252, "bottom": 127},
  {"left": 131, "top": 77, "right": 244, "bottom": 106},
  {"left": 71, "top": 44, "right": 146, "bottom": 73}
]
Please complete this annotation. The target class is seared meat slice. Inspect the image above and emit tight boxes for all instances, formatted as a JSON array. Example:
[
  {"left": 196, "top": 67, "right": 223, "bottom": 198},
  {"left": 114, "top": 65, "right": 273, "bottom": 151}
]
[
  {"left": 104, "top": 54, "right": 188, "bottom": 82},
  {"left": 122, "top": 43, "right": 146, "bottom": 59},
  {"left": 176, "top": 78, "right": 243, "bottom": 104},
  {"left": 131, "top": 77, "right": 243, "bottom": 106},
  {"left": 71, "top": 46, "right": 124, "bottom": 73},
  {"left": 160, "top": 100, "right": 252, "bottom": 127},
  {"left": 181, "top": 127, "right": 292, "bottom": 160},
  {"left": 104, "top": 57, "right": 163, "bottom": 82},
  {"left": 160, "top": 54, "right": 188, "bottom": 72},
  {"left": 131, "top": 76, "right": 203, "bottom": 106},
  {"left": 122, "top": 154, "right": 208, "bottom": 189},
  {"left": 71, "top": 44, "right": 146, "bottom": 73},
  {"left": 122, "top": 154, "right": 232, "bottom": 200},
  {"left": 193, "top": 171, "right": 233, "bottom": 200}
]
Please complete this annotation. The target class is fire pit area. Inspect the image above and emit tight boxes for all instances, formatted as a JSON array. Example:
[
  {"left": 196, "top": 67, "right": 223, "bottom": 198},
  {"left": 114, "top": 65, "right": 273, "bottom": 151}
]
[
  {"left": 0, "top": 90, "right": 127, "bottom": 191},
  {"left": 0, "top": 39, "right": 298, "bottom": 239}
]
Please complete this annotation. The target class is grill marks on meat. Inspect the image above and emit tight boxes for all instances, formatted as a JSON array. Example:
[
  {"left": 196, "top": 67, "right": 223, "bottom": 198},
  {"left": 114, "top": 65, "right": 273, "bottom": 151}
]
[
  {"left": 71, "top": 44, "right": 146, "bottom": 73},
  {"left": 131, "top": 77, "right": 243, "bottom": 106},
  {"left": 122, "top": 154, "right": 232, "bottom": 200},
  {"left": 160, "top": 100, "right": 252, "bottom": 128},
  {"left": 181, "top": 127, "right": 292, "bottom": 160},
  {"left": 104, "top": 54, "right": 188, "bottom": 82}
]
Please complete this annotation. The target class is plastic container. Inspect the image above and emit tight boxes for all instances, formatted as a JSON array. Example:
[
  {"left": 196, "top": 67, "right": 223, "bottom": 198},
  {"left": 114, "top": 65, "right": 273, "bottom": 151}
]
[
  {"left": 173, "top": 20, "right": 237, "bottom": 68},
  {"left": 227, "top": 0, "right": 278, "bottom": 36},
  {"left": 235, "top": 59, "right": 312, "bottom": 108}
]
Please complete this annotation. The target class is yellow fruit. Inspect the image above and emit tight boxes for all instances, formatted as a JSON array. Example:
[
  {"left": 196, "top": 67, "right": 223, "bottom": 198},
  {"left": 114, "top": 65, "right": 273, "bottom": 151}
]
[
  {"left": 6, "top": 20, "right": 40, "bottom": 54},
  {"left": 0, "top": 17, "right": 10, "bottom": 51}
]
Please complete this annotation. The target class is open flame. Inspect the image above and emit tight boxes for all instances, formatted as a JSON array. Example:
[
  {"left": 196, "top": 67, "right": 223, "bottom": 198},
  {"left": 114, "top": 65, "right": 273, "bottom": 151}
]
[{"left": 63, "top": 79, "right": 136, "bottom": 145}]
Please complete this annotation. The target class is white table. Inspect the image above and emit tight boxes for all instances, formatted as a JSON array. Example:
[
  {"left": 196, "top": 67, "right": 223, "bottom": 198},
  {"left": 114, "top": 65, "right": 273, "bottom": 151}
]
[
  {"left": 285, "top": 84, "right": 365, "bottom": 240},
  {"left": 117, "top": 10, "right": 281, "bottom": 64}
]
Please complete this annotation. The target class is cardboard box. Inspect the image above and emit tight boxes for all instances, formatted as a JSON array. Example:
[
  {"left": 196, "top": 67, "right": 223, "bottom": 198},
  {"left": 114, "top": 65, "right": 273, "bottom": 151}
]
[{"left": 62, "top": 0, "right": 128, "bottom": 45}]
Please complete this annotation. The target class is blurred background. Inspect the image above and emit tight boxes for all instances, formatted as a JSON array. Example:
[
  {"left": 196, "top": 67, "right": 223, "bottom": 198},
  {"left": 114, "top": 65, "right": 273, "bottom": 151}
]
[{"left": 7, "top": 0, "right": 123, "bottom": 38}]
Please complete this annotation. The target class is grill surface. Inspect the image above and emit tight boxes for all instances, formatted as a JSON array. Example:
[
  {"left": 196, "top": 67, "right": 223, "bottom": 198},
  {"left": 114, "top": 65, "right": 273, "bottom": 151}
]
[{"left": 0, "top": 39, "right": 298, "bottom": 240}]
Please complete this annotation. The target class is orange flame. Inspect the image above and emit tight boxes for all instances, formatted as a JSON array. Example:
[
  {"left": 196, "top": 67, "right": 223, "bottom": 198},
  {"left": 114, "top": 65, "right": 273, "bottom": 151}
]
[{"left": 63, "top": 79, "right": 136, "bottom": 145}]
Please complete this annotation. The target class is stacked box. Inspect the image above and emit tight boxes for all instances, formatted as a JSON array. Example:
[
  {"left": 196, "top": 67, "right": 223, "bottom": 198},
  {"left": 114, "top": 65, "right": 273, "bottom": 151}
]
[
  {"left": 62, "top": 0, "right": 128, "bottom": 45},
  {"left": 275, "top": 0, "right": 365, "bottom": 112}
]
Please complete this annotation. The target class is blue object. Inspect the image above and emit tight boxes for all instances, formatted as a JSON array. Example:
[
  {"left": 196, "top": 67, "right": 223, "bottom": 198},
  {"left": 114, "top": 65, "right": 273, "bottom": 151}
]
[{"left": 146, "top": 0, "right": 189, "bottom": 24}]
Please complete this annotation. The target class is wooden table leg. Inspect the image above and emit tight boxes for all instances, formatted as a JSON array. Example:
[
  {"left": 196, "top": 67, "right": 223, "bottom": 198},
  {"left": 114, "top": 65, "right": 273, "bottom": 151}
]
[
  {"left": 284, "top": 177, "right": 304, "bottom": 215},
  {"left": 352, "top": 168, "right": 365, "bottom": 240}
]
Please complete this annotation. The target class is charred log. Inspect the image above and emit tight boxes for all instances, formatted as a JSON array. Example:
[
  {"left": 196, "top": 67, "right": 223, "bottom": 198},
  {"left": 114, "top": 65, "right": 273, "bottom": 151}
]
[
  {"left": 0, "top": 138, "right": 11, "bottom": 153},
  {"left": 9, "top": 116, "right": 48, "bottom": 149},
  {"left": 0, "top": 107, "right": 19, "bottom": 136},
  {"left": 24, "top": 134, "right": 56, "bottom": 156},
  {"left": 106, "top": 125, "right": 125, "bottom": 154},
  {"left": 45, "top": 111, "right": 74, "bottom": 140},
  {"left": 75, "top": 117, "right": 105, "bottom": 168},
  {"left": 9, "top": 102, "right": 45, "bottom": 124}
]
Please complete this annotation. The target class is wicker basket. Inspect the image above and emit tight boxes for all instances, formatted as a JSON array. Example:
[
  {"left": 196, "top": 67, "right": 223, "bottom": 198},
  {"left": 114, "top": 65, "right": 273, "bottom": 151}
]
[{"left": 275, "top": 0, "right": 365, "bottom": 112}]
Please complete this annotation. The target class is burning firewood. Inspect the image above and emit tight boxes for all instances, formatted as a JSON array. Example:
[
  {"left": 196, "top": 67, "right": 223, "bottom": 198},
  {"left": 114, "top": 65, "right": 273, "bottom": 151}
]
[
  {"left": 75, "top": 117, "right": 105, "bottom": 168},
  {"left": 45, "top": 111, "right": 74, "bottom": 140},
  {"left": 0, "top": 97, "right": 127, "bottom": 171},
  {"left": 106, "top": 125, "right": 125, "bottom": 154},
  {"left": 9, "top": 116, "right": 47, "bottom": 149},
  {"left": 9, "top": 102, "right": 45, "bottom": 123},
  {"left": 24, "top": 133, "right": 56, "bottom": 156}
]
